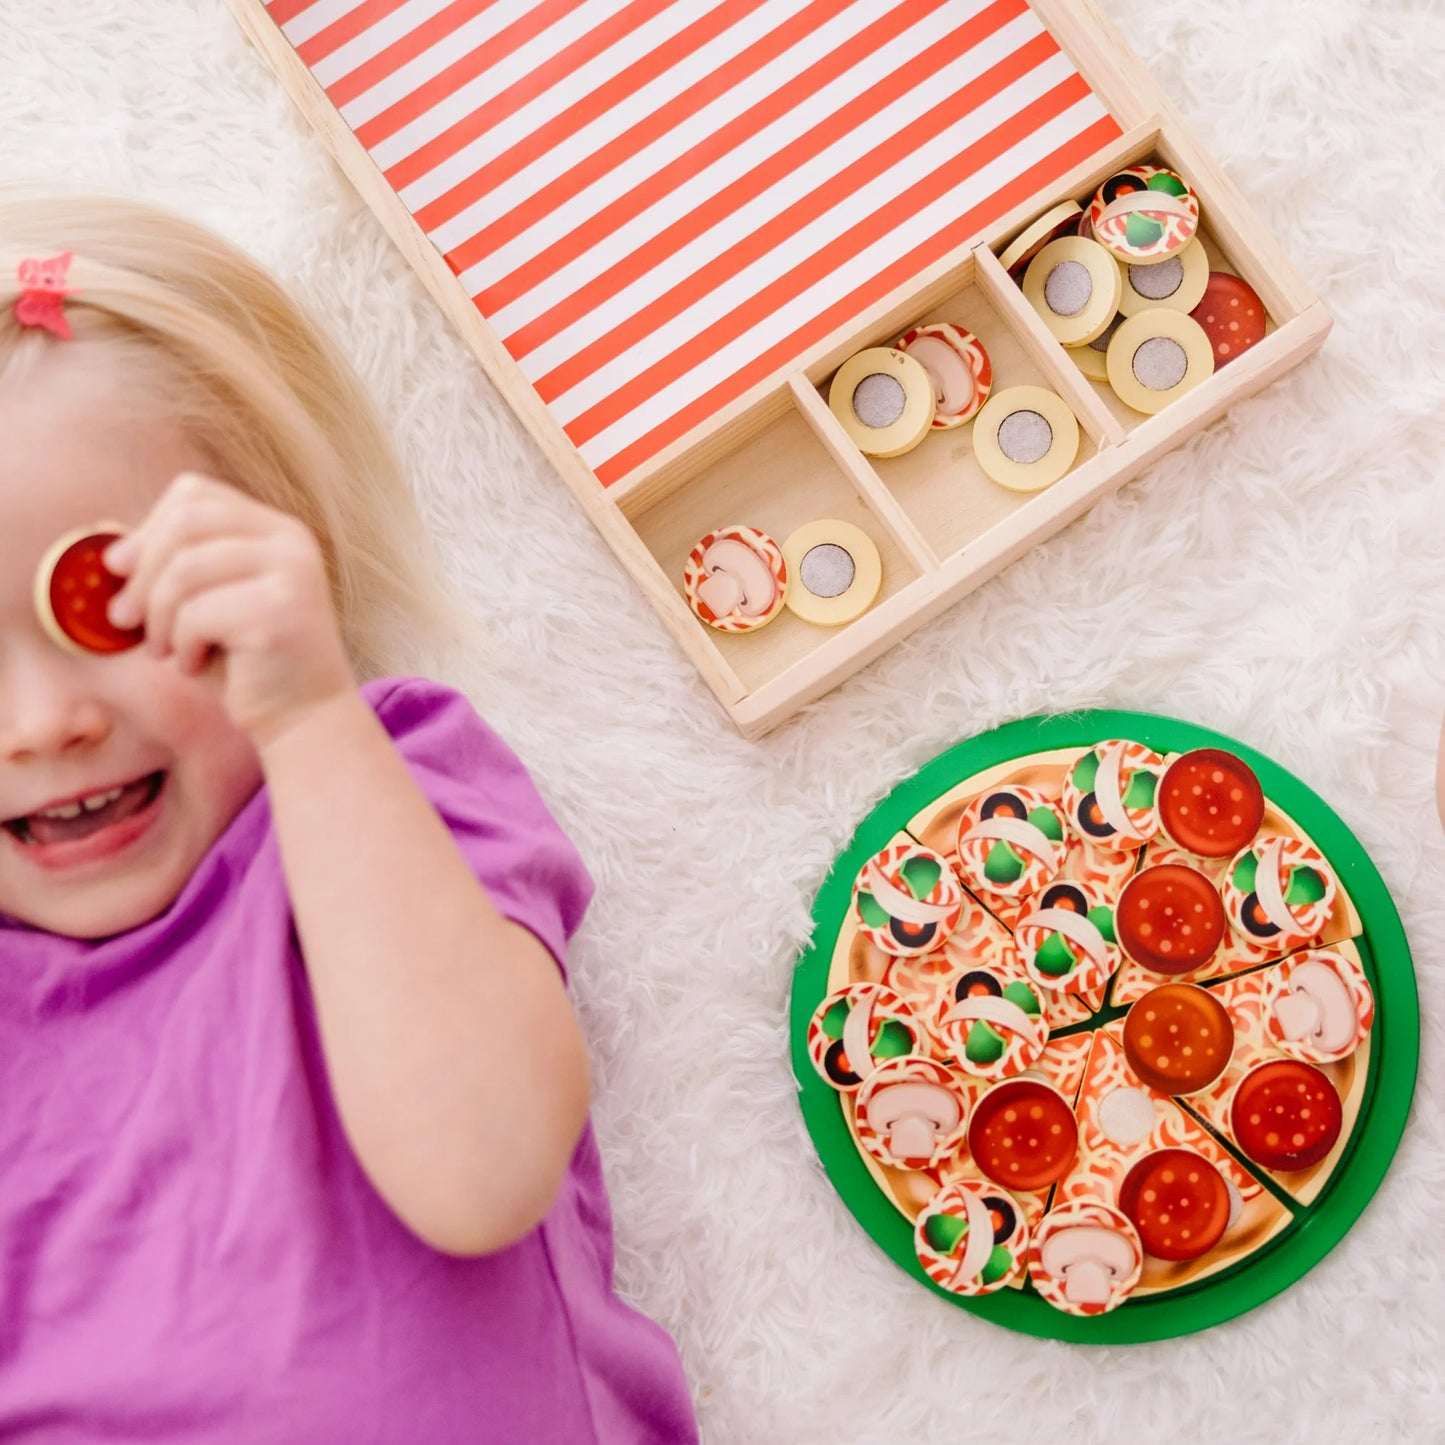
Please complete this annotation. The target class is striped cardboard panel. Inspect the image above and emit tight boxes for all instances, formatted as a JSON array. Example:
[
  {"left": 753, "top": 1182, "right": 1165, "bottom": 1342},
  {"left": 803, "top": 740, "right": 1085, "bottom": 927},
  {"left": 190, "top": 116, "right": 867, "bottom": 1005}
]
[{"left": 266, "top": 0, "right": 1122, "bottom": 485}]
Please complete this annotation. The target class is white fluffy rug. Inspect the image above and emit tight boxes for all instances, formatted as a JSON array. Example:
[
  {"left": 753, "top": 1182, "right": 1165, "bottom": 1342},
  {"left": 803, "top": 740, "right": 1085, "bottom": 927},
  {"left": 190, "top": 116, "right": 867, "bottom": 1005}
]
[{"left": 4, "top": 4, "right": 1444, "bottom": 1441}]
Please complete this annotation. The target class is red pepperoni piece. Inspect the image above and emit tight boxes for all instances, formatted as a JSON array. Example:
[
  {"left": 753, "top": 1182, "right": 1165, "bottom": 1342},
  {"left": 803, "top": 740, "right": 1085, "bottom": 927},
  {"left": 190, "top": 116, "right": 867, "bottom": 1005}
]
[
  {"left": 1122, "top": 983, "right": 1234, "bottom": 1094},
  {"left": 39, "top": 530, "right": 144, "bottom": 655},
  {"left": 1116, "top": 864, "right": 1226, "bottom": 976},
  {"left": 1231, "top": 1059, "right": 1343, "bottom": 1172},
  {"left": 1188, "top": 272, "right": 1268, "bottom": 368},
  {"left": 1118, "top": 1148, "right": 1231, "bottom": 1262},
  {"left": 967, "top": 1078, "right": 1078, "bottom": 1192},
  {"left": 1156, "top": 749, "right": 1265, "bottom": 859}
]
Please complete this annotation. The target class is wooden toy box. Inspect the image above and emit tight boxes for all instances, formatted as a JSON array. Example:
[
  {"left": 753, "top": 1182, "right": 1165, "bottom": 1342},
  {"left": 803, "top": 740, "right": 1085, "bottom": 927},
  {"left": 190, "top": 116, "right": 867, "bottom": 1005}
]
[{"left": 228, "top": 0, "right": 1329, "bottom": 737}]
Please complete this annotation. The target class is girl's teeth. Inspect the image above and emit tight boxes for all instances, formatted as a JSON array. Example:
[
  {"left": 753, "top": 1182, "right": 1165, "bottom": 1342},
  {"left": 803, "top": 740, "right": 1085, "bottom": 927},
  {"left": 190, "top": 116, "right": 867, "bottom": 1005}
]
[{"left": 39, "top": 787, "right": 126, "bottom": 820}]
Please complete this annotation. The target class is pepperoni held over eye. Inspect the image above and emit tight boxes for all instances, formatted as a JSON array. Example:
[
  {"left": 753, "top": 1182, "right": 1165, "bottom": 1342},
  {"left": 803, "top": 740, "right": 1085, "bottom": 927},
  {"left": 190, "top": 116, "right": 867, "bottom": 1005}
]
[
  {"left": 1156, "top": 749, "right": 1265, "bottom": 859},
  {"left": 35, "top": 527, "right": 145, "bottom": 656},
  {"left": 1116, "top": 864, "right": 1227, "bottom": 976}
]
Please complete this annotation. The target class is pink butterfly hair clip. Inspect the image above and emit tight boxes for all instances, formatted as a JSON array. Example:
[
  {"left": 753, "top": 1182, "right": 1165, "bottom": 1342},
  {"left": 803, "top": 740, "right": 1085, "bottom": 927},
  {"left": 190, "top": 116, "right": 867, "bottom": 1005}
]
[{"left": 14, "top": 251, "right": 78, "bottom": 339}]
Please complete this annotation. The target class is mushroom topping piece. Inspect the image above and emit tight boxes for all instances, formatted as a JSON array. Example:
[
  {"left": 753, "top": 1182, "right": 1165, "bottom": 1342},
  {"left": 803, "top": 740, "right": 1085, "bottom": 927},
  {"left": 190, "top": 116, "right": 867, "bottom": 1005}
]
[
  {"left": 1039, "top": 1225, "right": 1139, "bottom": 1306},
  {"left": 867, "top": 1081, "right": 963, "bottom": 1165},
  {"left": 1275, "top": 957, "right": 1357, "bottom": 1056}
]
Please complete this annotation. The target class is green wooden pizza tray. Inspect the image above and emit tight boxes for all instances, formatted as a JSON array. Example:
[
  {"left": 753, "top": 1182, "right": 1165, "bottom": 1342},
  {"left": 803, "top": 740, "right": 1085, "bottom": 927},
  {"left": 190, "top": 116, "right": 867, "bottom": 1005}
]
[{"left": 790, "top": 710, "right": 1418, "bottom": 1343}]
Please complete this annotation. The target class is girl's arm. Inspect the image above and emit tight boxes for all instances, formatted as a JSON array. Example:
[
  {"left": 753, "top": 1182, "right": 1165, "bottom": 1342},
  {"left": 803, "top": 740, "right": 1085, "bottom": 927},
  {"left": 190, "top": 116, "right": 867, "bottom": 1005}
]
[{"left": 105, "top": 473, "right": 589, "bottom": 1256}]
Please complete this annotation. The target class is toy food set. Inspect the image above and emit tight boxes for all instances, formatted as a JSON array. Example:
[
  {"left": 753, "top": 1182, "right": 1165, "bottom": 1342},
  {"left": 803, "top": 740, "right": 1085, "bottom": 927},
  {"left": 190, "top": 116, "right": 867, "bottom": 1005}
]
[
  {"left": 792, "top": 712, "right": 1417, "bottom": 1341},
  {"left": 228, "top": 0, "right": 1330, "bottom": 735}
]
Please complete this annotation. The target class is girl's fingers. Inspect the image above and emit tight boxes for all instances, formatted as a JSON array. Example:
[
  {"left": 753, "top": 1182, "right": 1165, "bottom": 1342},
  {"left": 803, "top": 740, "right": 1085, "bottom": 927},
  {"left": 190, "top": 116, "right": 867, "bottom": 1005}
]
[
  {"left": 168, "top": 575, "right": 282, "bottom": 677},
  {"left": 138, "top": 536, "right": 278, "bottom": 659},
  {"left": 105, "top": 474, "right": 281, "bottom": 621}
]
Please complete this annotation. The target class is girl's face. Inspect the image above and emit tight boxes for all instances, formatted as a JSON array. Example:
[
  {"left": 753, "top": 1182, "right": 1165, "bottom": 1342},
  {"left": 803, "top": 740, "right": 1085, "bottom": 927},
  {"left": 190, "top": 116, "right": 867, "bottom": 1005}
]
[{"left": 0, "top": 344, "right": 264, "bottom": 939}]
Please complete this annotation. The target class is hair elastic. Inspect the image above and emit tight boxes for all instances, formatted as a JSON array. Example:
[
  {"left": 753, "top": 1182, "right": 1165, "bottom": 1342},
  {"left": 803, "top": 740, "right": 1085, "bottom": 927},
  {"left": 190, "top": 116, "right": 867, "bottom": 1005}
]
[{"left": 14, "top": 251, "right": 77, "bottom": 339}]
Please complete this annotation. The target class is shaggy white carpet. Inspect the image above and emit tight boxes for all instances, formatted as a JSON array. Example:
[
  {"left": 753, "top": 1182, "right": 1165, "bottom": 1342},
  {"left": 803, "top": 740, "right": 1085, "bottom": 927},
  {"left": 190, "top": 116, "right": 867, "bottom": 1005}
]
[{"left": 3, "top": 3, "right": 1443, "bottom": 1442}]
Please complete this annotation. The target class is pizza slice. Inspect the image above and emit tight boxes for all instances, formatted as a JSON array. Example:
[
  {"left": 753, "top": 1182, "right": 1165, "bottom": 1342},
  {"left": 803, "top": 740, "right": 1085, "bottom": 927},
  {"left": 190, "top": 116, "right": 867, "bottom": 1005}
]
[
  {"left": 906, "top": 747, "right": 1144, "bottom": 930},
  {"left": 1178, "top": 945, "right": 1374, "bottom": 1204},
  {"left": 1110, "top": 792, "right": 1363, "bottom": 1006},
  {"left": 1054, "top": 1027, "right": 1293, "bottom": 1297}
]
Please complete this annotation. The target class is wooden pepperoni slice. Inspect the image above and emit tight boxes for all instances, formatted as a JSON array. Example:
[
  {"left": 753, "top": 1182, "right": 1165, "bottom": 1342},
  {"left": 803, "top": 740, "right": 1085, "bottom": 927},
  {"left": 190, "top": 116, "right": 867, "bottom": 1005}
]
[
  {"left": 1230, "top": 1059, "right": 1343, "bottom": 1172},
  {"left": 1188, "top": 272, "right": 1268, "bottom": 368},
  {"left": 1118, "top": 1148, "right": 1231, "bottom": 1262},
  {"left": 967, "top": 1078, "right": 1078, "bottom": 1192},
  {"left": 1116, "top": 864, "right": 1226, "bottom": 975},
  {"left": 1122, "top": 983, "right": 1234, "bottom": 1094},
  {"left": 35, "top": 528, "right": 144, "bottom": 656},
  {"left": 1156, "top": 749, "right": 1265, "bottom": 859}
]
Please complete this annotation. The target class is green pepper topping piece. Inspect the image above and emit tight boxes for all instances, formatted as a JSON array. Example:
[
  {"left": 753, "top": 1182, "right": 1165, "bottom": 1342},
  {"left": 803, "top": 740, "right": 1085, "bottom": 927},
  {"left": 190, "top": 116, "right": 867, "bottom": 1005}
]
[
  {"left": 1027, "top": 806, "right": 1064, "bottom": 843},
  {"left": 980, "top": 1243, "right": 1016, "bottom": 1286},
  {"left": 900, "top": 853, "right": 942, "bottom": 901},
  {"left": 1002, "top": 980, "right": 1042, "bottom": 1017},
  {"left": 1285, "top": 866, "right": 1328, "bottom": 906},
  {"left": 1034, "top": 932, "right": 1077, "bottom": 978},
  {"left": 1122, "top": 768, "right": 1158, "bottom": 809},
  {"left": 984, "top": 840, "right": 1025, "bottom": 885},
  {"left": 1125, "top": 211, "right": 1165, "bottom": 248},
  {"left": 857, "top": 890, "right": 890, "bottom": 928},
  {"left": 872, "top": 1019, "right": 914, "bottom": 1060},
  {"left": 1071, "top": 749, "right": 1101, "bottom": 792},
  {"left": 924, "top": 1211, "right": 968, "bottom": 1255},
  {"left": 965, "top": 1020, "right": 1007, "bottom": 1065}
]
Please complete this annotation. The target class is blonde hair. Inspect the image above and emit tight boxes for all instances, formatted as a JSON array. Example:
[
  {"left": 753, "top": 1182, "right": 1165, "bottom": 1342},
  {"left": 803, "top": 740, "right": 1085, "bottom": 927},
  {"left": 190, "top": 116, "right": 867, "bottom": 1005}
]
[{"left": 0, "top": 186, "right": 463, "bottom": 681}]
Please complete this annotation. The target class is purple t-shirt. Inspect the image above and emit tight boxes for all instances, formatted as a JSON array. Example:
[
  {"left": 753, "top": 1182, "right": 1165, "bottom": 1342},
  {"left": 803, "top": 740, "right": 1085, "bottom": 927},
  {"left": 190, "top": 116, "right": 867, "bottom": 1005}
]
[{"left": 0, "top": 677, "right": 696, "bottom": 1443}]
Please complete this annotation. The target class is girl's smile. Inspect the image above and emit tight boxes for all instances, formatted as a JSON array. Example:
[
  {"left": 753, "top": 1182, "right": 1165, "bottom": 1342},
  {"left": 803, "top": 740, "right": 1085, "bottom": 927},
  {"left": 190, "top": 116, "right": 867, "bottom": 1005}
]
[{"left": 3, "top": 768, "right": 167, "bottom": 871}]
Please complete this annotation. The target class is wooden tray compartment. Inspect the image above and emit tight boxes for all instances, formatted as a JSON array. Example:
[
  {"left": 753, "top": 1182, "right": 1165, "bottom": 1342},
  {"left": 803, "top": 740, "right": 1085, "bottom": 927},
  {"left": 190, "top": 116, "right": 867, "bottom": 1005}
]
[
  {"left": 622, "top": 382, "right": 935, "bottom": 696},
  {"left": 990, "top": 125, "right": 1289, "bottom": 438}
]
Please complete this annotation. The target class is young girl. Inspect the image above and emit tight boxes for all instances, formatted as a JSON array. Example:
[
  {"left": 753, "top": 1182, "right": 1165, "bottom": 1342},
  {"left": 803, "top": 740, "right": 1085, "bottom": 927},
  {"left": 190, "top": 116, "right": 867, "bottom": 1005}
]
[{"left": 0, "top": 190, "right": 697, "bottom": 1442}]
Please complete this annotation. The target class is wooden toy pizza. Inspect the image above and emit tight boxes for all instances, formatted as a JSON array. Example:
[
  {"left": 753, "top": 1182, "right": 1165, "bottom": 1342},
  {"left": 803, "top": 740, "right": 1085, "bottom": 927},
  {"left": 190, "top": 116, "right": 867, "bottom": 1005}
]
[{"left": 791, "top": 710, "right": 1417, "bottom": 1342}]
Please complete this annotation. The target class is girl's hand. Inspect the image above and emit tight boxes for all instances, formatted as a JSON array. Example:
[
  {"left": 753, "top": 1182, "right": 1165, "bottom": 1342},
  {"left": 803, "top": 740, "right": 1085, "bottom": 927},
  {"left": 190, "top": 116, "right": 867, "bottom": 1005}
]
[{"left": 104, "top": 472, "right": 356, "bottom": 747}]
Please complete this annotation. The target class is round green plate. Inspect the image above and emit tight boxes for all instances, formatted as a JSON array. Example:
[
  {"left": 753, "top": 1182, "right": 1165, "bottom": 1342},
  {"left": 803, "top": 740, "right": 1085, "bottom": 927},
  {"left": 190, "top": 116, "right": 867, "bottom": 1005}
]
[{"left": 790, "top": 711, "right": 1418, "bottom": 1343}]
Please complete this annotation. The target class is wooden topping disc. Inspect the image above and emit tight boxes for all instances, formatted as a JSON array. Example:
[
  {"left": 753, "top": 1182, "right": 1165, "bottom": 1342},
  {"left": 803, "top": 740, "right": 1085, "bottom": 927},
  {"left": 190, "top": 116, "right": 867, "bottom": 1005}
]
[
  {"left": 1230, "top": 1059, "right": 1343, "bottom": 1172},
  {"left": 966, "top": 1077, "right": 1078, "bottom": 1192},
  {"left": 1265, "top": 949, "right": 1374, "bottom": 1064},
  {"left": 1156, "top": 748, "right": 1266, "bottom": 858},
  {"left": 1116, "top": 236, "right": 1209, "bottom": 317},
  {"left": 1105, "top": 309, "right": 1215, "bottom": 414},
  {"left": 915, "top": 1178, "right": 1030, "bottom": 1296},
  {"left": 1189, "top": 271, "right": 1268, "bottom": 367},
  {"left": 1086, "top": 165, "right": 1201, "bottom": 263},
  {"left": 1070, "top": 313, "right": 1122, "bottom": 382},
  {"left": 34, "top": 525, "right": 145, "bottom": 656},
  {"left": 1029, "top": 1200, "right": 1143, "bottom": 1316},
  {"left": 682, "top": 525, "right": 788, "bottom": 632},
  {"left": 806, "top": 982, "right": 921, "bottom": 1093},
  {"left": 972, "top": 386, "right": 1080, "bottom": 493},
  {"left": 998, "top": 199, "right": 1083, "bottom": 274},
  {"left": 1122, "top": 983, "right": 1234, "bottom": 1094},
  {"left": 895, "top": 322, "right": 992, "bottom": 428},
  {"left": 1116, "top": 864, "right": 1227, "bottom": 976},
  {"left": 781, "top": 519, "right": 882, "bottom": 627},
  {"left": 828, "top": 347, "right": 935, "bottom": 457},
  {"left": 1118, "top": 1148, "right": 1231, "bottom": 1261},
  {"left": 855, "top": 1055, "right": 970, "bottom": 1171},
  {"left": 853, "top": 840, "right": 964, "bottom": 957},
  {"left": 1023, "top": 237, "right": 1122, "bottom": 347}
]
